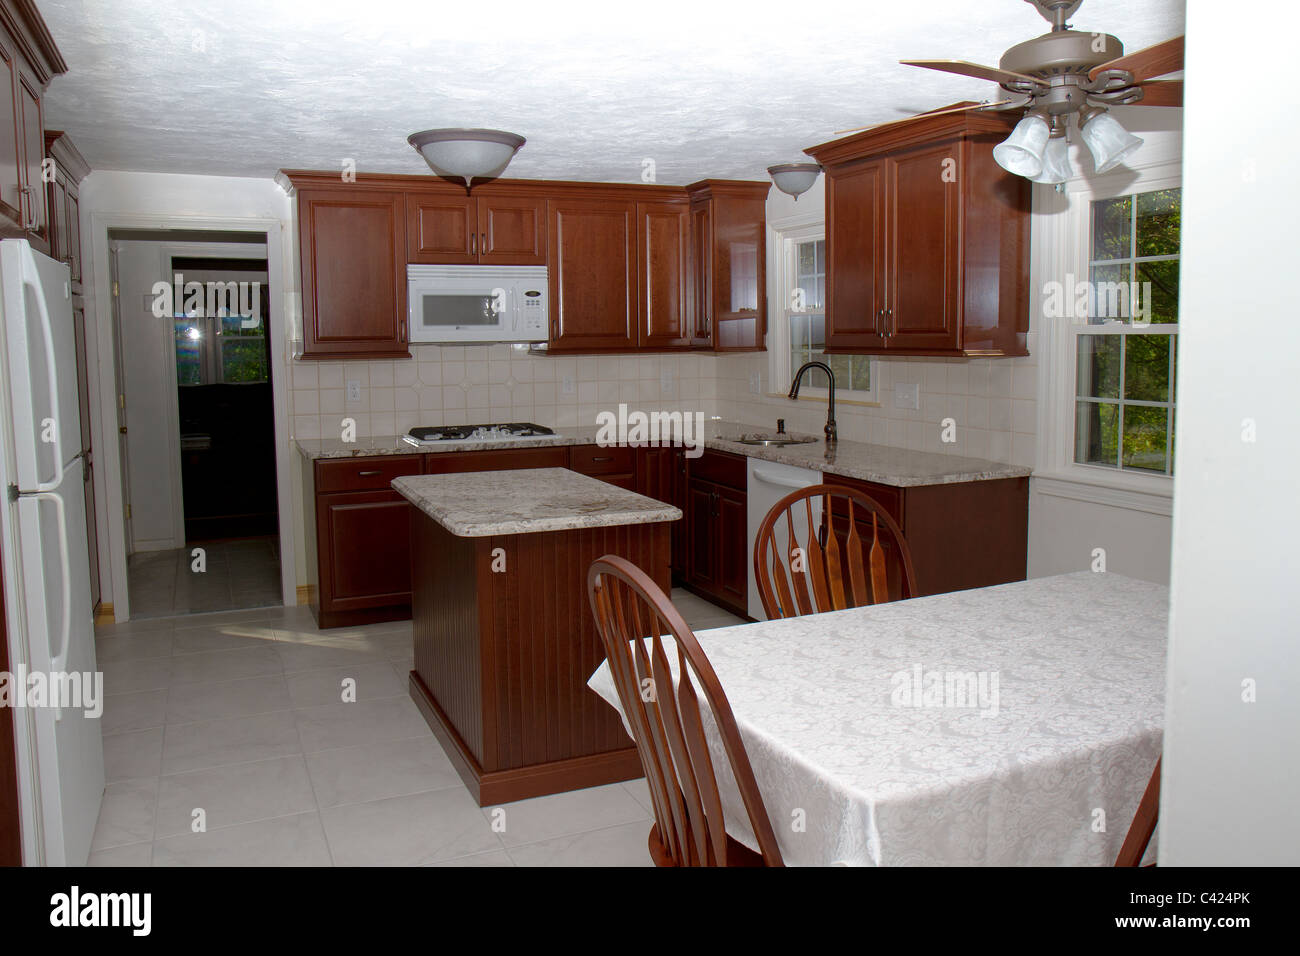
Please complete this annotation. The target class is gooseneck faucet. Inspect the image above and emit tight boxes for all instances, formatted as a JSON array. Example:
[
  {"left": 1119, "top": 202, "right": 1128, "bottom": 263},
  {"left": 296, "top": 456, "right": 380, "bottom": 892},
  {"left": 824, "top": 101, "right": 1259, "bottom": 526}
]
[{"left": 788, "top": 361, "right": 837, "bottom": 446}]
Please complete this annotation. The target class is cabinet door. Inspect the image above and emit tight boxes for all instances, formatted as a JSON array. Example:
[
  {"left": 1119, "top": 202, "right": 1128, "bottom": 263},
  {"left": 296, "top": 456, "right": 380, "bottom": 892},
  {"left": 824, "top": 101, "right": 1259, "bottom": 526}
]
[
  {"left": 715, "top": 484, "right": 748, "bottom": 612},
  {"left": 65, "top": 186, "right": 81, "bottom": 284},
  {"left": 885, "top": 144, "right": 961, "bottom": 351},
  {"left": 0, "top": 37, "right": 20, "bottom": 229},
  {"left": 406, "top": 194, "right": 476, "bottom": 264},
  {"left": 688, "top": 201, "right": 712, "bottom": 347},
  {"left": 637, "top": 447, "right": 688, "bottom": 576},
  {"left": 16, "top": 72, "right": 46, "bottom": 246},
  {"left": 711, "top": 195, "right": 766, "bottom": 351},
  {"left": 318, "top": 490, "right": 413, "bottom": 612},
  {"left": 47, "top": 172, "right": 67, "bottom": 261},
  {"left": 476, "top": 195, "right": 546, "bottom": 264},
  {"left": 547, "top": 198, "right": 637, "bottom": 351},
  {"left": 299, "top": 189, "right": 409, "bottom": 358},
  {"left": 825, "top": 158, "right": 887, "bottom": 350},
  {"left": 637, "top": 200, "right": 690, "bottom": 348},
  {"left": 686, "top": 478, "right": 718, "bottom": 593}
]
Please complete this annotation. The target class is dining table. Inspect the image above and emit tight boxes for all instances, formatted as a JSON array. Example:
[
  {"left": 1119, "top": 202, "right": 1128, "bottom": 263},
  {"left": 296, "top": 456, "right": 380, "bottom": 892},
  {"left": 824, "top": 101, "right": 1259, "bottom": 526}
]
[{"left": 587, "top": 571, "right": 1168, "bottom": 866}]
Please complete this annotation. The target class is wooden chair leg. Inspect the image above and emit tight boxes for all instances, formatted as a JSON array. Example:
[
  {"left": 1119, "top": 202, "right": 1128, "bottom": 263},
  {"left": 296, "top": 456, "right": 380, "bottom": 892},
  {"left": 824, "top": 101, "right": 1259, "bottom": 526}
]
[{"left": 1116, "top": 758, "right": 1161, "bottom": 867}]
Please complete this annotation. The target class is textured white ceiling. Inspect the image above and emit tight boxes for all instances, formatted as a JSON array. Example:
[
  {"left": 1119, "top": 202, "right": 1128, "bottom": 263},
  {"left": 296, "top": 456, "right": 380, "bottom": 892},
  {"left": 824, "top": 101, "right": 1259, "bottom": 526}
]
[{"left": 39, "top": 0, "right": 1185, "bottom": 184}]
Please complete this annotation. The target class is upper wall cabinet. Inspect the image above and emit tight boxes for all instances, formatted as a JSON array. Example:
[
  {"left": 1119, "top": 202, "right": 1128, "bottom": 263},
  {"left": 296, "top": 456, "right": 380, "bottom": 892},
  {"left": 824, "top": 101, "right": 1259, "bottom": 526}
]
[
  {"left": 805, "top": 110, "right": 1031, "bottom": 357},
  {"left": 407, "top": 194, "right": 546, "bottom": 265},
  {"left": 296, "top": 186, "right": 410, "bottom": 360},
  {"left": 686, "top": 180, "right": 769, "bottom": 352},
  {"left": 0, "top": 0, "right": 66, "bottom": 251},
  {"left": 279, "top": 171, "right": 770, "bottom": 358},
  {"left": 547, "top": 196, "right": 638, "bottom": 352},
  {"left": 45, "top": 130, "right": 89, "bottom": 290}
]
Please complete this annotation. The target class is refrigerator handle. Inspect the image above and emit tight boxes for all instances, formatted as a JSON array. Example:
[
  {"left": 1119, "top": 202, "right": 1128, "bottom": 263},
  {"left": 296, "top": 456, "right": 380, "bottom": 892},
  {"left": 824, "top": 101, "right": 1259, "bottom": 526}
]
[
  {"left": 21, "top": 249, "right": 65, "bottom": 493},
  {"left": 32, "top": 490, "right": 72, "bottom": 717}
]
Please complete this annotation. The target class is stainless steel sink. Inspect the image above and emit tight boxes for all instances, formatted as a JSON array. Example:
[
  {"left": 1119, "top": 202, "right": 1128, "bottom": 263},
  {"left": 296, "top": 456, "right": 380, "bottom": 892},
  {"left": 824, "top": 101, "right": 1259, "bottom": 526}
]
[{"left": 734, "top": 436, "right": 818, "bottom": 447}]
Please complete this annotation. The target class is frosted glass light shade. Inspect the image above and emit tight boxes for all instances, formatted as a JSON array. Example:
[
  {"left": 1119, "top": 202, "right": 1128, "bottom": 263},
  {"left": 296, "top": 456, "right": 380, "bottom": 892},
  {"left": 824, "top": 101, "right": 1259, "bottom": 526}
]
[
  {"left": 768, "top": 163, "right": 822, "bottom": 200},
  {"left": 993, "top": 114, "right": 1051, "bottom": 178},
  {"left": 408, "top": 129, "right": 526, "bottom": 186},
  {"left": 1031, "top": 135, "right": 1072, "bottom": 185},
  {"left": 1080, "top": 111, "right": 1143, "bottom": 173}
]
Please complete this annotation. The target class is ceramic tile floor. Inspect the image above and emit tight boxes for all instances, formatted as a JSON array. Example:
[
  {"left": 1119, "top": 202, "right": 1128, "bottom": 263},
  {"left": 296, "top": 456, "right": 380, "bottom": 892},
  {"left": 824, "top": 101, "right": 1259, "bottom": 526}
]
[
  {"left": 89, "top": 588, "right": 746, "bottom": 866},
  {"left": 126, "top": 537, "right": 282, "bottom": 619}
]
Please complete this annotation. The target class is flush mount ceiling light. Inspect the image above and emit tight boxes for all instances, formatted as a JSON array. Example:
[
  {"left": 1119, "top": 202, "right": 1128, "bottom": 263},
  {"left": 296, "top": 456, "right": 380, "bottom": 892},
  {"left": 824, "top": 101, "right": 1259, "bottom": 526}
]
[
  {"left": 407, "top": 128, "right": 526, "bottom": 190},
  {"left": 767, "top": 163, "right": 822, "bottom": 201},
  {"left": 881, "top": 0, "right": 1183, "bottom": 184}
]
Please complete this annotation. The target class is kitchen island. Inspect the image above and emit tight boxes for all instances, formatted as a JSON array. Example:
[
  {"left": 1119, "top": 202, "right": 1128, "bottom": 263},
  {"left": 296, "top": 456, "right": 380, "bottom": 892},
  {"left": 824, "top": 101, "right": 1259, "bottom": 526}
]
[{"left": 392, "top": 467, "right": 680, "bottom": 805}]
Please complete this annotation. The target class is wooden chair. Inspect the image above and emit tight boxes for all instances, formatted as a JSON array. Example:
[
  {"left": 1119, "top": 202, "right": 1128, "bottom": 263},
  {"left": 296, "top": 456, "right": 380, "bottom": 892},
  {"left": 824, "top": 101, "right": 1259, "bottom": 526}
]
[
  {"left": 586, "top": 555, "right": 784, "bottom": 867},
  {"left": 754, "top": 484, "right": 918, "bottom": 619},
  {"left": 1115, "top": 758, "right": 1161, "bottom": 866}
]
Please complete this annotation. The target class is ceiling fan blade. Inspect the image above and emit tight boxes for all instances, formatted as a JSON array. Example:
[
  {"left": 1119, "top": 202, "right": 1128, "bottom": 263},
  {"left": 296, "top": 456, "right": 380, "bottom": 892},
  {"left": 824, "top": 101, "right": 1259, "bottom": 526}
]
[
  {"left": 1135, "top": 79, "right": 1183, "bottom": 107},
  {"left": 833, "top": 100, "right": 1018, "bottom": 136},
  {"left": 900, "top": 59, "right": 1048, "bottom": 88},
  {"left": 1088, "top": 35, "right": 1184, "bottom": 83}
]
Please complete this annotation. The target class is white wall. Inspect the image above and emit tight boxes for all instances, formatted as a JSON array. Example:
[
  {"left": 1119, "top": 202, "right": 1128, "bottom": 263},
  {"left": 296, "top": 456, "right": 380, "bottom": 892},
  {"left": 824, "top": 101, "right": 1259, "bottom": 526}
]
[{"left": 1159, "top": 4, "right": 1300, "bottom": 865}]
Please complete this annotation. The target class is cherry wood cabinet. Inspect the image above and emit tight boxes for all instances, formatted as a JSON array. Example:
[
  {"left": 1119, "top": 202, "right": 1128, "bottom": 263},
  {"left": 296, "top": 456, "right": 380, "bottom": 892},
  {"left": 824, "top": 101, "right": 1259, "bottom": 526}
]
[
  {"left": 45, "top": 130, "right": 88, "bottom": 290},
  {"left": 636, "top": 200, "right": 691, "bottom": 349},
  {"left": 296, "top": 187, "right": 409, "bottom": 359},
  {"left": 686, "top": 180, "right": 769, "bottom": 352},
  {"left": 307, "top": 447, "right": 568, "bottom": 628},
  {"left": 824, "top": 471, "right": 1028, "bottom": 598},
  {"left": 281, "top": 170, "right": 769, "bottom": 358},
  {"left": 568, "top": 444, "right": 636, "bottom": 489},
  {"left": 0, "top": 0, "right": 65, "bottom": 249},
  {"left": 806, "top": 108, "right": 1030, "bottom": 356},
  {"left": 636, "top": 445, "right": 689, "bottom": 579},
  {"left": 684, "top": 448, "right": 748, "bottom": 616},
  {"left": 407, "top": 194, "right": 546, "bottom": 265},
  {"left": 547, "top": 196, "right": 638, "bottom": 351}
]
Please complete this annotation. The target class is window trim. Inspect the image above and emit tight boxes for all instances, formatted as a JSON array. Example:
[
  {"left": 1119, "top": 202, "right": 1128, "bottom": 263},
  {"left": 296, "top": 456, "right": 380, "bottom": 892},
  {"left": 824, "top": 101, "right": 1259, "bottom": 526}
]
[
  {"left": 767, "top": 215, "right": 879, "bottom": 405},
  {"left": 1035, "top": 157, "right": 1182, "bottom": 497}
]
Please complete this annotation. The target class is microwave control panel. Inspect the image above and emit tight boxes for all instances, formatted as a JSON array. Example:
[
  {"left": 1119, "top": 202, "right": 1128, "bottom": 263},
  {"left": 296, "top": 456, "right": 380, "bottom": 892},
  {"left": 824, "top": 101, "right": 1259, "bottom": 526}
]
[{"left": 519, "top": 289, "right": 546, "bottom": 332}]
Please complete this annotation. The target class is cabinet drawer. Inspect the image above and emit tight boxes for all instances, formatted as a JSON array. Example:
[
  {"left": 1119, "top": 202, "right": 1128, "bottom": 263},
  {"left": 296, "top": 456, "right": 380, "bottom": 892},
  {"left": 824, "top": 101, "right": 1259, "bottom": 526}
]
[
  {"left": 316, "top": 455, "right": 423, "bottom": 493},
  {"left": 423, "top": 447, "right": 569, "bottom": 474},
  {"left": 569, "top": 445, "right": 635, "bottom": 476},
  {"left": 689, "top": 449, "right": 746, "bottom": 491}
]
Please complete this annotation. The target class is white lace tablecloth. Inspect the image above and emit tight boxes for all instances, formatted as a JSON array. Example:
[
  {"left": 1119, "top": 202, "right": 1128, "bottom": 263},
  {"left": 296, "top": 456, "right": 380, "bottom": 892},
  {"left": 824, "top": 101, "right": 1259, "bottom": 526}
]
[{"left": 588, "top": 572, "right": 1167, "bottom": 866}]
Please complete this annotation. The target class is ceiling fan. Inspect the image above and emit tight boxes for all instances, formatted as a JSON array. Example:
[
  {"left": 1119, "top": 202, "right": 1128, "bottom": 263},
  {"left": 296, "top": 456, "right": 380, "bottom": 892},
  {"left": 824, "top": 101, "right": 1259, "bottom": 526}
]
[{"left": 837, "top": 0, "right": 1185, "bottom": 184}]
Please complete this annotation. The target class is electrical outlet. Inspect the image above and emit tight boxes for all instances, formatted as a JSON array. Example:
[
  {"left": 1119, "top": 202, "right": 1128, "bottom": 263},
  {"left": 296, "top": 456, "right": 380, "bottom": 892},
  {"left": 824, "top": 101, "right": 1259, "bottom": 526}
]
[
  {"left": 346, "top": 380, "right": 361, "bottom": 403},
  {"left": 749, "top": 370, "right": 763, "bottom": 394},
  {"left": 661, "top": 367, "right": 675, "bottom": 395},
  {"left": 894, "top": 383, "right": 920, "bottom": 410},
  {"left": 561, "top": 375, "right": 575, "bottom": 395}
]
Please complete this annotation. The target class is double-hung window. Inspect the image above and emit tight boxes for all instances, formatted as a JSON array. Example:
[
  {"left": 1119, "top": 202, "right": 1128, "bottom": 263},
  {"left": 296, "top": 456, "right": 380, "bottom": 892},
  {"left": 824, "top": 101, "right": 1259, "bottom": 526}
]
[{"left": 770, "top": 224, "right": 876, "bottom": 402}]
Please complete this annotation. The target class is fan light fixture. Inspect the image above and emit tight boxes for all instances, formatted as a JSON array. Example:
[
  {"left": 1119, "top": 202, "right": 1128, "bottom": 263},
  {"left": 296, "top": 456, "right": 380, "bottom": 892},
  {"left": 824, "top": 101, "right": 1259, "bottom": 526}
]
[
  {"left": 992, "top": 114, "right": 1051, "bottom": 178},
  {"left": 1078, "top": 108, "right": 1143, "bottom": 173},
  {"left": 408, "top": 128, "right": 526, "bottom": 190},
  {"left": 767, "top": 163, "right": 822, "bottom": 201}
]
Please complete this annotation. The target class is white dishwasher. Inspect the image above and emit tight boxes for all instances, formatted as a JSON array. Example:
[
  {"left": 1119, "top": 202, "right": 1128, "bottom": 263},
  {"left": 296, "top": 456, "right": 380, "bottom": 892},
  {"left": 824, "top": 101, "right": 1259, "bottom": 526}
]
[{"left": 746, "top": 457, "right": 823, "bottom": 620}]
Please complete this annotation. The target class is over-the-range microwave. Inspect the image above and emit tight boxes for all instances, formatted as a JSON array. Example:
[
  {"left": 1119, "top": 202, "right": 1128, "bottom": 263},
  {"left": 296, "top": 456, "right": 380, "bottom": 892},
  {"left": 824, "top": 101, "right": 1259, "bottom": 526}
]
[{"left": 407, "top": 264, "right": 548, "bottom": 344}]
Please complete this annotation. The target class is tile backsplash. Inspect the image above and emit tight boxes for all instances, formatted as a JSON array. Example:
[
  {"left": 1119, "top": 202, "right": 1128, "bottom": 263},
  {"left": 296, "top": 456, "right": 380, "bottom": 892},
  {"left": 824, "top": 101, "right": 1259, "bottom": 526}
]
[
  {"left": 288, "top": 343, "right": 1037, "bottom": 468},
  {"left": 712, "top": 342, "right": 1038, "bottom": 468},
  {"left": 287, "top": 345, "right": 722, "bottom": 441}
]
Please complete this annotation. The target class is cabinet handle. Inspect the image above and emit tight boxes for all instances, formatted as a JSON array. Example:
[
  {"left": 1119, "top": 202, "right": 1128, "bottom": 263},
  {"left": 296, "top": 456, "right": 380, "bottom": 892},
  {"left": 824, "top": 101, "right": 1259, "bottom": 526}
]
[
  {"left": 886, "top": 307, "right": 894, "bottom": 338},
  {"left": 21, "top": 185, "right": 39, "bottom": 231},
  {"left": 470, "top": 232, "right": 477, "bottom": 256},
  {"left": 481, "top": 232, "right": 487, "bottom": 255},
  {"left": 591, "top": 456, "right": 614, "bottom": 462},
  {"left": 357, "top": 469, "right": 382, "bottom": 476}
]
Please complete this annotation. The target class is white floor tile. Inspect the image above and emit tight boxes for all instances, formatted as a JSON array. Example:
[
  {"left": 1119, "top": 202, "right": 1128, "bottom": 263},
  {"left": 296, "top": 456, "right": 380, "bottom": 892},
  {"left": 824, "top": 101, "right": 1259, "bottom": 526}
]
[
  {"left": 485, "top": 782, "right": 650, "bottom": 847},
  {"left": 91, "top": 777, "right": 158, "bottom": 851},
  {"left": 152, "top": 811, "right": 333, "bottom": 866},
  {"left": 506, "top": 820, "right": 655, "bottom": 867},
  {"left": 293, "top": 696, "right": 431, "bottom": 754},
  {"left": 319, "top": 788, "right": 502, "bottom": 866},
  {"left": 154, "top": 755, "right": 317, "bottom": 837},
  {"left": 160, "top": 710, "right": 301, "bottom": 775},
  {"left": 285, "top": 661, "right": 404, "bottom": 708},
  {"left": 103, "top": 728, "right": 164, "bottom": 782},
  {"left": 305, "top": 737, "right": 459, "bottom": 808}
]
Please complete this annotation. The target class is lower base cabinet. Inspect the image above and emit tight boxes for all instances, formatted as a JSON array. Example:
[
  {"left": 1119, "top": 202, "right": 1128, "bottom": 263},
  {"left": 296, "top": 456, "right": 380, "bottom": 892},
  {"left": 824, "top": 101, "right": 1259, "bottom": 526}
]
[
  {"left": 307, "top": 447, "right": 567, "bottom": 628},
  {"left": 683, "top": 449, "right": 748, "bottom": 617}
]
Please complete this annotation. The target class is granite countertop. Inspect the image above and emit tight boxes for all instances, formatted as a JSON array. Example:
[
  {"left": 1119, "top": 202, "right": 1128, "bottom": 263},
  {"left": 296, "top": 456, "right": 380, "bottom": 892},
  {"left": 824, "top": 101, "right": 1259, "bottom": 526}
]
[
  {"left": 297, "top": 420, "right": 1031, "bottom": 488},
  {"left": 392, "top": 468, "right": 683, "bottom": 536}
]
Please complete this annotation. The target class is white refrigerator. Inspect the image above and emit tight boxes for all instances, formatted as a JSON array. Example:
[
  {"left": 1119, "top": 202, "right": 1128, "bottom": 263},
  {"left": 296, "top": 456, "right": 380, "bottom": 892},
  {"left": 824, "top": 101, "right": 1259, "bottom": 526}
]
[{"left": 0, "top": 238, "right": 103, "bottom": 866}]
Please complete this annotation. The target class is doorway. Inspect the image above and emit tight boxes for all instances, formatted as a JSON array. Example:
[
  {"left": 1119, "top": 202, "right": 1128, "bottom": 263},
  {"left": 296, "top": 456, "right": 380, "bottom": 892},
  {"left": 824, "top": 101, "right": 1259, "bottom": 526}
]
[{"left": 108, "top": 230, "right": 281, "bottom": 617}]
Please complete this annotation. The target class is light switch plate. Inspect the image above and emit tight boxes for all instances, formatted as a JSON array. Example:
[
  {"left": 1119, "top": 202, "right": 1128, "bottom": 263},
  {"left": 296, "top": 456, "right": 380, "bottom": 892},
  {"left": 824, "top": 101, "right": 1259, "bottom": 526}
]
[
  {"left": 660, "top": 367, "right": 675, "bottom": 395},
  {"left": 749, "top": 370, "right": 763, "bottom": 394},
  {"left": 561, "top": 375, "right": 575, "bottom": 395},
  {"left": 894, "top": 383, "right": 920, "bottom": 410},
  {"left": 346, "top": 380, "right": 361, "bottom": 403}
]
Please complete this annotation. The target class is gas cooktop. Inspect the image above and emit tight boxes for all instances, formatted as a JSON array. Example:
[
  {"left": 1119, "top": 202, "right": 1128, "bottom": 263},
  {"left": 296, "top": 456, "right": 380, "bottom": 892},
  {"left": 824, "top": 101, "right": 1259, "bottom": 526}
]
[{"left": 402, "top": 422, "right": 557, "bottom": 446}]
